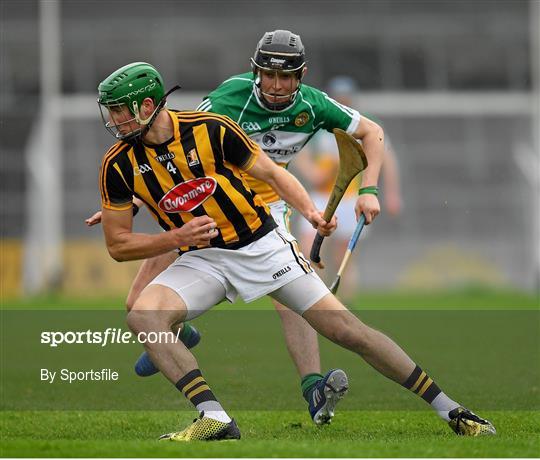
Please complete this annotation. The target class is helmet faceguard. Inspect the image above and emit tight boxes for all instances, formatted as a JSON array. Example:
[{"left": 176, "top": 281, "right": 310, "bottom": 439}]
[
  {"left": 97, "top": 62, "right": 167, "bottom": 141},
  {"left": 250, "top": 30, "right": 306, "bottom": 111}
]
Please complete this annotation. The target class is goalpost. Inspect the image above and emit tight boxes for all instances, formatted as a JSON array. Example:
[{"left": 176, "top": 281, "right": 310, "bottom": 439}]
[{"left": 24, "top": 0, "right": 63, "bottom": 293}]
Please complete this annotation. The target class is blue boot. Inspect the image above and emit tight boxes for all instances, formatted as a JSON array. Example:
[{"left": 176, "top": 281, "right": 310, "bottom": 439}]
[
  {"left": 308, "top": 369, "right": 349, "bottom": 425},
  {"left": 134, "top": 322, "right": 201, "bottom": 377}
]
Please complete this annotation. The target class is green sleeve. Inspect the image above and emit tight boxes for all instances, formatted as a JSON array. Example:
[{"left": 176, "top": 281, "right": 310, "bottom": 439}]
[{"left": 305, "top": 86, "right": 361, "bottom": 134}]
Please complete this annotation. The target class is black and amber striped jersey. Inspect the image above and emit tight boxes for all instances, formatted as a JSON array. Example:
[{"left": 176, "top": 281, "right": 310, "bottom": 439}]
[{"left": 99, "top": 109, "right": 276, "bottom": 252}]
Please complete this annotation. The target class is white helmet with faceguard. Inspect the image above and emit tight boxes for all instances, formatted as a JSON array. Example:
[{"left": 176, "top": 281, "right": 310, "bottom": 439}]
[{"left": 250, "top": 30, "right": 306, "bottom": 111}]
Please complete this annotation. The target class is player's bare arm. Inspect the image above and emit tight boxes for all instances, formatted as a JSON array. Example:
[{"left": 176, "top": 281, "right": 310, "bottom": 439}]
[
  {"left": 352, "top": 116, "right": 384, "bottom": 223},
  {"left": 102, "top": 207, "right": 218, "bottom": 262},
  {"left": 246, "top": 150, "right": 336, "bottom": 236},
  {"left": 86, "top": 197, "right": 145, "bottom": 226}
]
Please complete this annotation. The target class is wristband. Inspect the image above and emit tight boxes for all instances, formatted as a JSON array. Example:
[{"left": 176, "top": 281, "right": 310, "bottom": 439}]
[
  {"left": 132, "top": 204, "right": 140, "bottom": 216},
  {"left": 358, "top": 186, "right": 379, "bottom": 196}
]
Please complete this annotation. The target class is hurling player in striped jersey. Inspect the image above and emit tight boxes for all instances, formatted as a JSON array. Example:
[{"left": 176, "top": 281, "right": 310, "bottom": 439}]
[{"left": 88, "top": 31, "right": 495, "bottom": 437}]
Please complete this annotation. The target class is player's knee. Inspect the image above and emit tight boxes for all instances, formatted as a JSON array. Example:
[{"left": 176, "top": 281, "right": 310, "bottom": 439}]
[
  {"left": 128, "top": 286, "right": 187, "bottom": 333},
  {"left": 126, "top": 308, "right": 171, "bottom": 335},
  {"left": 127, "top": 297, "right": 164, "bottom": 334},
  {"left": 130, "top": 292, "right": 151, "bottom": 313},
  {"left": 126, "top": 309, "right": 150, "bottom": 335}
]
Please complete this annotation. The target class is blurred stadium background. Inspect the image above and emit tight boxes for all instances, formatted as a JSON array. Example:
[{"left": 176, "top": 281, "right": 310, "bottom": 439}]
[{"left": 1, "top": 0, "right": 538, "bottom": 300}]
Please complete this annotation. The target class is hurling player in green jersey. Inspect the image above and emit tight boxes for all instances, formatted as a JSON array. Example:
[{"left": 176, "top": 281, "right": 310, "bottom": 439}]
[{"left": 87, "top": 31, "right": 495, "bottom": 435}]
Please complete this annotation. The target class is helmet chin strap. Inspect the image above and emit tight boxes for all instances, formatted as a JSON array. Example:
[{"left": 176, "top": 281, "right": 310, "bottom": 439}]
[{"left": 136, "top": 85, "right": 181, "bottom": 138}]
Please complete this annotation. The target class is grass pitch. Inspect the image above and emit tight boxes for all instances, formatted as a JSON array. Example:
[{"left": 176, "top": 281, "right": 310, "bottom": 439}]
[
  {"left": 2, "top": 410, "right": 539, "bottom": 457},
  {"left": 1, "top": 289, "right": 539, "bottom": 457}
]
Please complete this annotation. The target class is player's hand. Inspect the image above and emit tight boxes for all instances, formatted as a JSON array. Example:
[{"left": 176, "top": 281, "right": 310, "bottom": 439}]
[
  {"left": 169, "top": 216, "right": 219, "bottom": 247},
  {"left": 355, "top": 194, "right": 380, "bottom": 224},
  {"left": 308, "top": 211, "right": 337, "bottom": 269},
  {"left": 309, "top": 211, "right": 337, "bottom": 237},
  {"left": 85, "top": 210, "right": 103, "bottom": 226}
]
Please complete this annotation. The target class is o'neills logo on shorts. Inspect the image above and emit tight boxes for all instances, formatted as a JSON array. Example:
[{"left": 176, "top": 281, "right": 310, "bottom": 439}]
[
  {"left": 272, "top": 266, "right": 291, "bottom": 279},
  {"left": 158, "top": 177, "right": 217, "bottom": 213}
]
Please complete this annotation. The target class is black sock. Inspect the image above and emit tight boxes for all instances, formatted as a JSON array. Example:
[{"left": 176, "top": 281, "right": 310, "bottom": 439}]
[
  {"left": 175, "top": 369, "right": 218, "bottom": 407},
  {"left": 402, "top": 365, "right": 441, "bottom": 404}
]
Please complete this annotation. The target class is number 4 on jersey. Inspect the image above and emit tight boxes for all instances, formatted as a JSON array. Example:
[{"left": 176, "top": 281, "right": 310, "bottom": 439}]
[{"left": 166, "top": 161, "right": 177, "bottom": 174}]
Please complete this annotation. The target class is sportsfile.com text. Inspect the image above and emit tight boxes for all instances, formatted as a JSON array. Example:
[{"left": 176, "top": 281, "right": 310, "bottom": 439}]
[{"left": 40, "top": 328, "right": 181, "bottom": 348}]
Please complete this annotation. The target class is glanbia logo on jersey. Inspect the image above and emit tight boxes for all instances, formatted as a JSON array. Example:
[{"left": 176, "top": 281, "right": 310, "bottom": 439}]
[{"left": 158, "top": 177, "right": 217, "bottom": 213}]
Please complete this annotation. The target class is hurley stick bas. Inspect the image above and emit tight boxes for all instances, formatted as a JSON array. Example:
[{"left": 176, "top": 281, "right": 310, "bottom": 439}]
[{"left": 309, "top": 128, "right": 368, "bottom": 265}]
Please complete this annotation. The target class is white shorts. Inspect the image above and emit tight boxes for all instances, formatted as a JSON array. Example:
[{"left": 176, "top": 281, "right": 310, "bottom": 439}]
[
  {"left": 149, "top": 219, "right": 330, "bottom": 320},
  {"left": 268, "top": 199, "right": 293, "bottom": 232}
]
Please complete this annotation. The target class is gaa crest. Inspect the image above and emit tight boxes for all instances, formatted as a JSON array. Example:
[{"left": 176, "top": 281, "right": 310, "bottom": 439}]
[{"left": 294, "top": 112, "right": 309, "bottom": 127}]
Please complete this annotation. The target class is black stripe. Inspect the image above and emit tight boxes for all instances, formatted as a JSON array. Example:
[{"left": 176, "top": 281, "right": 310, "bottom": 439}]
[
  {"left": 175, "top": 369, "right": 202, "bottom": 392},
  {"left": 292, "top": 237, "right": 312, "bottom": 271},
  {"left": 414, "top": 374, "right": 430, "bottom": 394},
  {"left": 421, "top": 381, "right": 441, "bottom": 404},
  {"left": 402, "top": 365, "right": 422, "bottom": 389},
  {"left": 100, "top": 142, "right": 125, "bottom": 192},
  {"left": 101, "top": 143, "right": 131, "bottom": 202},
  {"left": 179, "top": 121, "right": 251, "bottom": 244},
  {"left": 132, "top": 142, "right": 186, "bottom": 230},
  {"left": 190, "top": 389, "right": 217, "bottom": 406},
  {"left": 210, "top": 183, "right": 253, "bottom": 243},
  {"left": 216, "top": 162, "right": 269, "bottom": 226},
  {"left": 183, "top": 379, "right": 207, "bottom": 395},
  {"left": 132, "top": 192, "right": 171, "bottom": 231},
  {"left": 284, "top": 234, "right": 309, "bottom": 275},
  {"left": 177, "top": 112, "right": 253, "bottom": 146},
  {"left": 275, "top": 229, "right": 288, "bottom": 245},
  {"left": 115, "top": 149, "right": 135, "bottom": 191}
]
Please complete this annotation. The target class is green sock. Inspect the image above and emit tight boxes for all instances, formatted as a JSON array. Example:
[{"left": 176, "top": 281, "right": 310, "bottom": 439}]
[{"left": 301, "top": 373, "right": 324, "bottom": 402}]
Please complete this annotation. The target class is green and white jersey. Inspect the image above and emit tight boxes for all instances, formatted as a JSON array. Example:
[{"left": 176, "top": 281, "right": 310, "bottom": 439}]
[{"left": 197, "top": 72, "right": 360, "bottom": 203}]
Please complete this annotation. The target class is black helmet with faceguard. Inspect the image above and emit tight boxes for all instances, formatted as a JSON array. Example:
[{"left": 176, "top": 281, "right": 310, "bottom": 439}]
[{"left": 250, "top": 30, "right": 306, "bottom": 111}]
